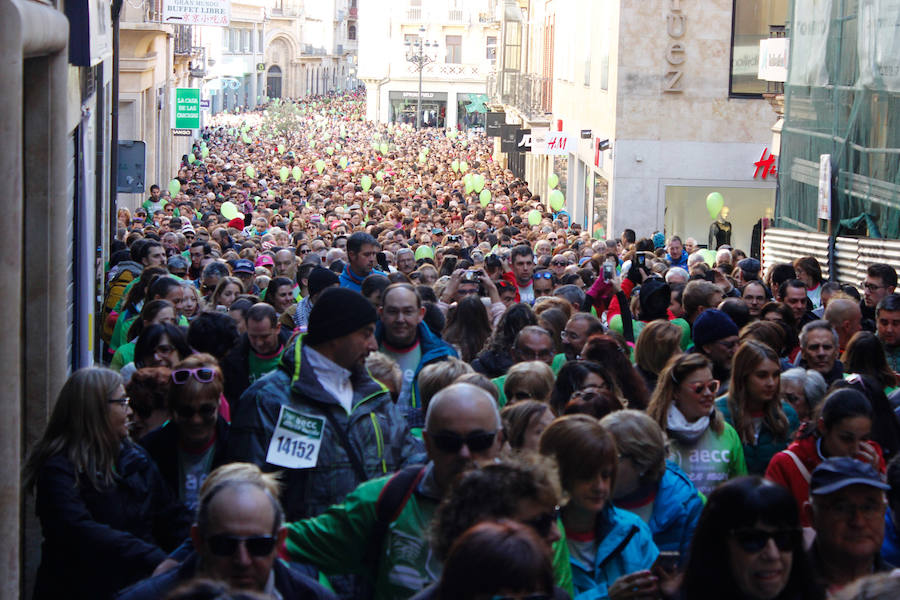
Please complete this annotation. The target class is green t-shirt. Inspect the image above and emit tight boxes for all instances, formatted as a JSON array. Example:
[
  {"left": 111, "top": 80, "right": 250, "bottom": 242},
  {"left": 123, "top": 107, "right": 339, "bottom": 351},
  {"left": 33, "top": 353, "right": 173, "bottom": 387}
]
[
  {"left": 248, "top": 345, "right": 284, "bottom": 384},
  {"left": 608, "top": 315, "right": 692, "bottom": 351},
  {"left": 667, "top": 423, "right": 747, "bottom": 498}
]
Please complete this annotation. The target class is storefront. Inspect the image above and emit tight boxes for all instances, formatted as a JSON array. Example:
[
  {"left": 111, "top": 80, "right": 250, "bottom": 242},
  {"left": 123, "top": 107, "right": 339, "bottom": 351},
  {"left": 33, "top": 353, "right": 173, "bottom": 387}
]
[
  {"left": 664, "top": 185, "right": 775, "bottom": 252},
  {"left": 388, "top": 91, "right": 447, "bottom": 128}
]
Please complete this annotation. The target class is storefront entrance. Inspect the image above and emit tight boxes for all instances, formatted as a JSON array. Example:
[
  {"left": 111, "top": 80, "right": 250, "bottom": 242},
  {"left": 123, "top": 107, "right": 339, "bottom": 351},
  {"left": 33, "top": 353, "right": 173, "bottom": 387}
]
[{"left": 664, "top": 185, "right": 775, "bottom": 252}]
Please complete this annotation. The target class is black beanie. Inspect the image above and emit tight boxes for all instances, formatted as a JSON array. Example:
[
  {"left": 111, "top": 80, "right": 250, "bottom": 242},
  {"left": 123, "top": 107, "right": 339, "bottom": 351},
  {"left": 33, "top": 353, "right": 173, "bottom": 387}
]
[
  {"left": 639, "top": 277, "right": 671, "bottom": 321},
  {"left": 306, "top": 287, "right": 377, "bottom": 346},
  {"left": 308, "top": 266, "right": 340, "bottom": 297}
]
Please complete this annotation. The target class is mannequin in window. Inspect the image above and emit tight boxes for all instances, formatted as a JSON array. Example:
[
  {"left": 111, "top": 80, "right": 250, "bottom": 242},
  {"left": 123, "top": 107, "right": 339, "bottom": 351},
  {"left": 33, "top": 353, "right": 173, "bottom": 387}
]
[
  {"left": 750, "top": 207, "right": 773, "bottom": 260},
  {"left": 708, "top": 206, "right": 732, "bottom": 249}
]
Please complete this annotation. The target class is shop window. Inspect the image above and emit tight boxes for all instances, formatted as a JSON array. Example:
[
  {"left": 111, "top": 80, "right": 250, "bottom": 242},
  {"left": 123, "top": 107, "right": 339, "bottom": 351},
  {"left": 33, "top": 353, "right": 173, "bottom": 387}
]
[
  {"left": 446, "top": 35, "right": 462, "bottom": 64},
  {"left": 730, "top": 0, "right": 789, "bottom": 96}
]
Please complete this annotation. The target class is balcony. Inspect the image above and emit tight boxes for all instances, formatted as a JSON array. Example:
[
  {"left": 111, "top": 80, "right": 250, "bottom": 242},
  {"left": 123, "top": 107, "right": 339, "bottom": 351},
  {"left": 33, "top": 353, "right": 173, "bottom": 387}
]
[
  {"left": 174, "top": 25, "right": 195, "bottom": 55},
  {"left": 406, "top": 62, "right": 485, "bottom": 80},
  {"left": 448, "top": 8, "right": 464, "bottom": 22},
  {"left": 406, "top": 7, "right": 422, "bottom": 21},
  {"left": 488, "top": 71, "right": 551, "bottom": 121}
]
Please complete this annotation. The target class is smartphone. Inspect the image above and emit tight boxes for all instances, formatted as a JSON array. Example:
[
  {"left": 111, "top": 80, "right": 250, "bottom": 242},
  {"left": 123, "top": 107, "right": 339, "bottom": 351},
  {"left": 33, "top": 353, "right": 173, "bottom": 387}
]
[
  {"left": 463, "top": 270, "right": 480, "bottom": 282},
  {"left": 603, "top": 259, "right": 615, "bottom": 281},
  {"left": 636, "top": 254, "right": 646, "bottom": 267},
  {"left": 656, "top": 550, "right": 680, "bottom": 572}
]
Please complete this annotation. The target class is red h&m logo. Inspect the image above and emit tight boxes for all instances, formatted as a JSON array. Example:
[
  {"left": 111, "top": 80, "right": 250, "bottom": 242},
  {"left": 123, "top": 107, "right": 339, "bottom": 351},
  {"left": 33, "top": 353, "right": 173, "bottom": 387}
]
[{"left": 754, "top": 148, "right": 777, "bottom": 180}]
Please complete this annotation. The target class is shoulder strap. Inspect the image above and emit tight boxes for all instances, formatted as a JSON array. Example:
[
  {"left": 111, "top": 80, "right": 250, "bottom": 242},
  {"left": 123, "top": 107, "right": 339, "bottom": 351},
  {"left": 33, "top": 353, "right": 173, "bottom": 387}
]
[
  {"left": 616, "top": 290, "right": 635, "bottom": 343},
  {"left": 783, "top": 450, "right": 812, "bottom": 483},
  {"left": 321, "top": 410, "right": 368, "bottom": 482},
  {"left": 363, "top": 464, "right": 427, "bottom": 574}
]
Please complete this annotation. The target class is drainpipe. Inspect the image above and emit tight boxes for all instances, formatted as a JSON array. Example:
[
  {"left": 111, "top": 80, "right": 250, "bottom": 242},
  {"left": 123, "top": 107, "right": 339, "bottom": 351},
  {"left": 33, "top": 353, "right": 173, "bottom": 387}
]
[{"left": 110, "top": 0, "right": 123, "bottom": 244}]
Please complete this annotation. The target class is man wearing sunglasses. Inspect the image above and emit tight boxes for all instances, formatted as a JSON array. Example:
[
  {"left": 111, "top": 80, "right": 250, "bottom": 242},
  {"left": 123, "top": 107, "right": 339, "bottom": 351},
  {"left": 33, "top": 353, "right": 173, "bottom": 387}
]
[
  {"left": 119, "top": 476, "right": 335, "bottom": 599},
  {"left": 284, "top": 383, "right": 503, "bottom": 600},
  {"left": 806, "top": 457, "right": 892, "bottom": 591}
]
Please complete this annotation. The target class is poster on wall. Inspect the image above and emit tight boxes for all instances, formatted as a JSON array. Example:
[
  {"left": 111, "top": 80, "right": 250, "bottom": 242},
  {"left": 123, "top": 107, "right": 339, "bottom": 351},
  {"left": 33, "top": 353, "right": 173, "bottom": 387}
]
[{"left": 817, "top": 154, "right": 832, "bottom": 220}]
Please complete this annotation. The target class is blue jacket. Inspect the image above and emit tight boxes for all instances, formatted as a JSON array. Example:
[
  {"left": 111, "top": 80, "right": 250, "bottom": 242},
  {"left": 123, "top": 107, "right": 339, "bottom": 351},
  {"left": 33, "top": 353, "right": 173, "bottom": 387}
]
[
  {"left": 116, "top": 551, "right": 336, "bottom": 600},
  {"left": 883, "top": 507, "right": 900, "bottom": 567},
  {"left": 645, "top": 462, "right": 703, "bottom": 562},
  {"left": 666, "top": 250, "right": 688, "bottom": 269},
  {"left": 566, "top": 505, "right": 659, "bottom": 600},
  {"left": 339, "top": 264, "right": 384, "bottom": 292},
  {"left": 375, "top": 320, "right": 458, "bottom": 429}
]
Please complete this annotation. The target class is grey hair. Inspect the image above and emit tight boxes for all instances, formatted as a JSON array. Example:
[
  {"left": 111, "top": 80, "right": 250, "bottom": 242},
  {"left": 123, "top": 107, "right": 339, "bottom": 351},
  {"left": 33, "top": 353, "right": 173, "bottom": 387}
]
[
  {"left": 665, "top": 267, "right": 689, "bottom": 283},
  {"left": 799, "top": 319, "right": 839, "bottom": 350},
  {"left": 780, "top": 368, "right": 827, "bottom": 408},
  {"left": 425, "top": 382, "right": 501, "bottom": 431}
]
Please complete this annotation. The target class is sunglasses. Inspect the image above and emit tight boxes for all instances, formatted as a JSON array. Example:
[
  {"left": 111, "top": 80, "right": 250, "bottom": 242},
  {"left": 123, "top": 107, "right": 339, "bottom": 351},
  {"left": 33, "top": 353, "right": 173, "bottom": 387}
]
[
  {"left": 428, "top": 429, "right": 497, "bottom": 454},
  {"left": 685, "top": 380, "right": 720, "bottom": 395},
  {"left": 533, "top": 272, "right": 553, "bottom": 280},
  {"left": 174, "top": 402, "right": 218, "bottom": 420},
  {"left": 522, "top": 506, "right": 560, "bottom": 538},
  {"left": 551, "top": 261, "right": 567, "bottom": 266},
  {"left": 172, "top": 367, "right": 217, "bottom": 384},
  {"left": 730, "top": 528, "right": 798, "bottom": 553},
  {"left": 207, "top": 534, "right": 276, "bottom": 557}
]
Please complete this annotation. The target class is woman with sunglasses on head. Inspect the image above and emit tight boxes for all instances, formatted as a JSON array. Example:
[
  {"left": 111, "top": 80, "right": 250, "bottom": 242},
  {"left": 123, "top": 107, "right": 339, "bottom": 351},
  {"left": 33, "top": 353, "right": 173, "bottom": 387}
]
[
  {"left": 140, "top": 354, "right": 230, "bottom": 511},
  {"left": 716, "top": 341, "right": 800, "bottom": 475},
  {"left": 680, "top": 476, "right": 824, "bottom": 600},
  {"left": 765, "top": 388, "right": 884, "bottom": 526},
  {"left": 540, "top": 414, "right": 664, "bottom": 600},
  {"left": 647, "top": 353, "right": 747, "bottom": 497},
  {"left": 23, "top": 367, "right": 191, "bottom": 600}
]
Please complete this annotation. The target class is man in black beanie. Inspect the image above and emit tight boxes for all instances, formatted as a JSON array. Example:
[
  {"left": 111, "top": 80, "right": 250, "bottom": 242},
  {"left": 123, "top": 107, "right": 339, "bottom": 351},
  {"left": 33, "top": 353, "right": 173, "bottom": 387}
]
[{"left": 228, "top": 287, "right": 421, "bottom": 521}]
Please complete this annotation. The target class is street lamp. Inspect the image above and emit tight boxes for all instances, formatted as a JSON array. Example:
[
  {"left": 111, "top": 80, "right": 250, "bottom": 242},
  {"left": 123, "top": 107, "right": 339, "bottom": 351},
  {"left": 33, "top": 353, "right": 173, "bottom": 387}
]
[{"left": 404, "top": 26, "right": 437, "bottom": 130}]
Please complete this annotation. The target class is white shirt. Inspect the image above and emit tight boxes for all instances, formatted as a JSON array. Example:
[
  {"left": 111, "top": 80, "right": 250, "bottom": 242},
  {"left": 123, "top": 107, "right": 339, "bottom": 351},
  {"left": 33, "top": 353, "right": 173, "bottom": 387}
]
[{"left": 305, "top": 346, "right": 354, "bottom": 415}]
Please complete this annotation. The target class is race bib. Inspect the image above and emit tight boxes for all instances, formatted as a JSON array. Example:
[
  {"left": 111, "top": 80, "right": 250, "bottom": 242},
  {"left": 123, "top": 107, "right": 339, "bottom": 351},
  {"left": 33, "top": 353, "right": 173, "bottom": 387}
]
[{"left": 265, "top": 406, "right": 325, "bottom": 469}]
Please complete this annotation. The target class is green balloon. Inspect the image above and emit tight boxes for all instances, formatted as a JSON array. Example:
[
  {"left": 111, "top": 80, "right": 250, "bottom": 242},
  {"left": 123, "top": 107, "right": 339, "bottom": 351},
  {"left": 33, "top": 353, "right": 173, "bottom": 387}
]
[
  {"left": 548, "top": 173, "right": 559, "bottom": 189},
  {"left": 376, "top": 171, "right": 385, "bottom": 181},
  {"left": 339, "top": 157, "right": 348, "bottom": 169},
  {"left": 549, "top": 189, "right": 565, "bottom": 212},
  {"left": 361, "top": 175, "right": 372, "bottom": 192},
  {"left": 528, "top": 210, "right": 542, "bottom": 226},
  {"left": 187, "top": 153, "right": 196, "bottom": 164},
  {"left": 380, "top": 142, "right": 389, "bottom": 155},
  {"left": 473, "top": 175, "right": 485, "bottom": 194},
  {"left": 326, "top": 147, "right": 334, "bottom": 155},
  {"left": 168, "top": 179, "right": 181, "bottom": 196},
  {"left": 201, "top": 147, "right": 209, "bottom": 159},
  {"left": 277, "top": 144, "right": 285, "bottom": 154},
  {"left": 315, "top": 159, "right": 326, "bottom": 175},
  {"left": 706, "top": 192, "right": 725, "bottom": 220},
  {"left": 292, "top": 166, "right": 302, "bottom": 181},
  {"left": 451, "top": 160, "right": 459, "bottom": 173},
  {"left": 479, "top": 189, "right": 491, "bottom": 207},
  {"left": 245, "top": 166, "right": 256, "bottom": 178},
  {"left": 415, "top": 245, "right": 434, "bottom": 261},
  {"left": 279, "top": 166, "right": 289, "bottom": 182},
  {"left": 459, "top": 161, "right": 468, "bottom": 173}
]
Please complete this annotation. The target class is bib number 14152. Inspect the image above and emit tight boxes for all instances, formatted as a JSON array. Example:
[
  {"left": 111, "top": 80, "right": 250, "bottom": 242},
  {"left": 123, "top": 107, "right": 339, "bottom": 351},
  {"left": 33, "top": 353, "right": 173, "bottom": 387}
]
[{"left": 265, "top": 405, "right": 325, "bottom": 469}]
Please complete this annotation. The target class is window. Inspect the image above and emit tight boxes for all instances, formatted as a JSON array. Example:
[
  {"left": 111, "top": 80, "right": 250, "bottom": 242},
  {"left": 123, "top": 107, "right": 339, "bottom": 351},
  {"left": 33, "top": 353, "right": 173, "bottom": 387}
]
[
  {"left": 730, "top": 0, "right": 789, "bottom": 96},
  {"left": 242, "top": 30, "right": 251, "bottom": 53},
  {"left": 348, "top": 25, "right": 356, "bottom": 40},
  {"left": 446, "top": 35, "right": 462, "bottom": 64},
  {"left": 259, "top": 30, "right": 264, "bottom": 53},
  {"left": 486, "top": 36, "right": 497, "bottom": 61},
  {"left": 404, "top": 33, "right": 421, "bottom": 46},
  {"left": 230, "top": 29, "right": 239, "bottom": 53}
]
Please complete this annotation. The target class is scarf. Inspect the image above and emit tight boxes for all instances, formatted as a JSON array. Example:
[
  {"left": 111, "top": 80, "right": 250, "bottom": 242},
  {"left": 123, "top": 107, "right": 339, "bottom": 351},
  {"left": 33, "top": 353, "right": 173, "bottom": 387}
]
[{"left": 667, "top": 404, "right": 711, "bottom": 445}]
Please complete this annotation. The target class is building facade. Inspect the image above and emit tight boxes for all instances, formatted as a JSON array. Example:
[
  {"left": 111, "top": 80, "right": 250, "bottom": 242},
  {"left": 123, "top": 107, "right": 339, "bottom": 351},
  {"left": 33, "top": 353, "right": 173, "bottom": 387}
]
[
  {"left": 359, "top": 0, "right": 500, "bottom": 130},
  {"left": 491, "top": 0, "right": 783, "bottom": 251}
]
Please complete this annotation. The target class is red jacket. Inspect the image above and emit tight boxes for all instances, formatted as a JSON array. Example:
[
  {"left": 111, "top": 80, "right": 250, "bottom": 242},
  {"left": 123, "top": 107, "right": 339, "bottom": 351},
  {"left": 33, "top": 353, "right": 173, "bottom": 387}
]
[{"left": 766, "top": 436, "right": 885, "bottom": 526}]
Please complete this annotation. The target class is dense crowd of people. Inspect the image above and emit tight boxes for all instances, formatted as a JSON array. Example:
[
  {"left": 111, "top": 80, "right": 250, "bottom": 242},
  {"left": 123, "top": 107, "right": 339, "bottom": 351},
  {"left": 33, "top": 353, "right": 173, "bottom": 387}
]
[{"left": 24, "top": 91, "right": 900, "bottom": 600}]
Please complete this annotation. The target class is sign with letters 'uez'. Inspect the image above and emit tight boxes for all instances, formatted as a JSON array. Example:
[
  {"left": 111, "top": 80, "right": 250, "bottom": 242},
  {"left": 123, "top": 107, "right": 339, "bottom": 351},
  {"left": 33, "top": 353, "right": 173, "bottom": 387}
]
[{"left": 163, "top": 0, "right": 230, "bottom": 26}]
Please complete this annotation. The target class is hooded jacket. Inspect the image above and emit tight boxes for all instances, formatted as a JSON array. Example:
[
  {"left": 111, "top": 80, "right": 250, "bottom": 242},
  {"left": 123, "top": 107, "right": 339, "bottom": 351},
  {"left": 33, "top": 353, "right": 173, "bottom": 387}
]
[
  {"left": 222, "top": 328, "right": 293, "bottom": 412},
  {"left": 226, "top": 334, "right": 421, "bottom": 520}
]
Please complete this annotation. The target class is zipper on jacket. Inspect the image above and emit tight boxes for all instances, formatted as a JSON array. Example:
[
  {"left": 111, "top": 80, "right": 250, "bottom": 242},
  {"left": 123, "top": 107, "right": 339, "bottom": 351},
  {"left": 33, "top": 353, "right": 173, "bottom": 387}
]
[{"left": 369, "top": 413, "right": 387, "bottom": 474}]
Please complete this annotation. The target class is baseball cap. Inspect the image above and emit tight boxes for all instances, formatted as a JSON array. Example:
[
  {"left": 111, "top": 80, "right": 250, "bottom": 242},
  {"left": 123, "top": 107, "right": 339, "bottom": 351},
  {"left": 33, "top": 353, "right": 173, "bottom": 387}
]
[
  {"left": 233, "top": 259, "right": 255, "bottom": 274},
  {"left": 810, "top": 457, "right": 890, "bottom": 496}
]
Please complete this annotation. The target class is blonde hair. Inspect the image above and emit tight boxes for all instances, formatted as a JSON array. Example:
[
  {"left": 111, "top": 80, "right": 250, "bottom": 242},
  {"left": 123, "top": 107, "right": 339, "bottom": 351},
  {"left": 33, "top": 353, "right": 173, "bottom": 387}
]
[
  {"left": 418, "top": 357, "right": 474, "bottom": 411},
  {"left": 647, "top": 353, "right": 725, "bottom": 436},
  {"left": 503, "top": 361, "right": 555, "bottom": 404},
  {"left": 634, "top": 320, "right": 683, "bottom": 376},
  {"left": 23, "top": 368, "right": 124, "bottom": 492}
]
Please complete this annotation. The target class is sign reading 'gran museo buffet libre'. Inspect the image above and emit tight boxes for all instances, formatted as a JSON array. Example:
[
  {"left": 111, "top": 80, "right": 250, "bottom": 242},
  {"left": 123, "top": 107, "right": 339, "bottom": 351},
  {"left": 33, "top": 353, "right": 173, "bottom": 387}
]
[{"left": 663, "top": 0, "right": 686, "bottom": 93}]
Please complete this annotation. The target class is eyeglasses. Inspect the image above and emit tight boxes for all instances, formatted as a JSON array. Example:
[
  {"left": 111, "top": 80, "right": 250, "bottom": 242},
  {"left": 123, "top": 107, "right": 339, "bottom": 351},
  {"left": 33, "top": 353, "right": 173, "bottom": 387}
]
[
  {"left": 428, "top": 429, "right": 498, "bottom": 454},
  {"left": 685, "top": 380, "right": 720, "bottom": 395},
  {"left": 172, "top": 367, "right": 217, "bottom": 384},
  {"left": 551, "top": 261, "right": 567, "bottom": 266},
  {"left": 174, "top": 402, "right": 218, "bottom": 420},
  {"left": 533, "top": 272, "right": 553, "bottom": 280},
  {"left": 207, "top": 534, "right": 277, "bottom": 557},
  {"left": 108, "top": 397, "right": 130, "bottom": 407},
  {"left": 522, "top": 506, "right": 560, "bottom": 539},
  {"left": 730, "top": 528, "right": 798, "bottom": 553},
  {"left": 862, "top": 282, "right": 886, "bottom": 292}
]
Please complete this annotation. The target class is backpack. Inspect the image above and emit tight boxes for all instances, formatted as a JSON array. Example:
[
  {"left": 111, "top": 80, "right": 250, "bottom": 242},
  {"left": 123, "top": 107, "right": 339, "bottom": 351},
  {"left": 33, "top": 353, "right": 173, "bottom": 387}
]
[
  {"left": 101, "top": 261, "right": 143, "bottom": 344},
  {"left": 364, "top": 464, "right": 427, "bottom": 571}
]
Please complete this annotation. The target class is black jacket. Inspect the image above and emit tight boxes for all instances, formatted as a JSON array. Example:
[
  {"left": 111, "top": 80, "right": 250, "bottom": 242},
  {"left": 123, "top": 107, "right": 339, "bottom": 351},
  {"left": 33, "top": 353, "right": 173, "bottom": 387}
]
[
  {"left": 222, "top": 328, "right": 292, "bottom": 413},
  {"left": 33, "top": 443, "right": 191, "bottom": 599},
  {"left": 471, "top": 348, "right": 514, "bottom": 379},
  {"left": 139, "top": 417, "right": 230, "bottom": 503},
  {"left": 116, "top": 551, "right": 337, "bottom": 600}
]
